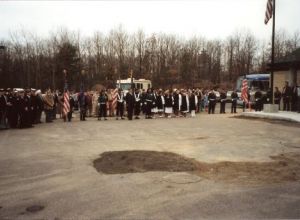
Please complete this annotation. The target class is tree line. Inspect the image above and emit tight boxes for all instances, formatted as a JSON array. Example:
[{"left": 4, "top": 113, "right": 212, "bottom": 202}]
[{"left": 0, "top": 26, "right": 299, "bottom": 91}]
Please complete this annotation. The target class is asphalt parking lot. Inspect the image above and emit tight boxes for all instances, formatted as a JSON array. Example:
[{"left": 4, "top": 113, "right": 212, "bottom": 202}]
[{"left": 0, "top": 110, "right": 300, "bottom": 219}]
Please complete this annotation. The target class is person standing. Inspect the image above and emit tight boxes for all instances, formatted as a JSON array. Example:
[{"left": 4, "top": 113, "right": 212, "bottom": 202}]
[
  {"left": 274, "top": 87, "right": 281, "bottom": 110},
  {"left": 29, "top": 89, "right": 38, "bottom": 124},
  {"left": 189, "top": 90, "right": 198, "bottom": 117},
  {"left": 173, "top": 89, "right": 181, "bottom": 117},
  {"left": 219, "top": 89, "right": 227, "bottom": 114},
  {"left": 35, "top": 90, "right": 44, "bottom": 124},
  {"left": 17, "top": 90, "right": 32, "bottom": 128},
  {"left": 125, "top": 89, "right": 135, "bottom": 120},
  {"left": 145, "top": 88, "right": 154, "bottom": 119},
  {"left": 208, "top": 90, "right": 216, "bottom": 114},
  {"left": 134, "top": 89, "right": 141, "bottom": 119},
  {"left": 52, "top": 90, "right": 59, "bottom": 120},
  {"left": 7, "top": 89, "right": 18, "bottom": 128},
  {"left": 164, "top": 90, "right": 174, "bottom": 118},
  {"left": 43, "top": 89, "right": 54, "bottom": 123},
  {"left": 78, "top": 91, "right": 88, "bottom": 121},
  {"left": 297, "top": 86, "right": 300, "bottom": 113},
  {"left": 116, "top": 89, "right": 125, "bottom": 120},
  {"left": 98, "top": 90, "right": 108, "bottom": 121},
  {"left": 254, "top": 89, "right": 263, "bottom": 111},
  {"left": 282, "top": 81, "right": 292, "bottom": 111},
  {"left": 67, "top": 93, "right": 75, "bottom": 122},
  {"left": 151, "top": 89, "right": 158, "bottom": 118},
  {"left": 291, "top": 83, "right": 298, "bottom": 112},
  {"left": 0, "top": 88, "right": 8, "bottom": 129},
  {"left": 180, "top": 90, "right": 189, "bottom": 117},
  {"left": 156, "top": 89, "right": 165, "bottom": 118},
  {"left": 231, "top": 90, "right": 238, "bottom": 114}
]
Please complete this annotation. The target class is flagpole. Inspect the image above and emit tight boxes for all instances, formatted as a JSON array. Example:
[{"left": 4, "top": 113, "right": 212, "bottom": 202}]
[{"left": 270, "top": 0, "right": 276, "bottom": 104}]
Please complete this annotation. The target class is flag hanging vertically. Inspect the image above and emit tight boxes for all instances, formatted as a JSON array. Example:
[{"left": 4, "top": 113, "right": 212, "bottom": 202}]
[
  {"left": 264, "top": 0, "right": 273, "bottom": 25},
  {"left": 63, "top": 81, "right": 70, "bottom": 117},
  {"left": 241, "top": 79, "right": 248, "bottom": 104}
]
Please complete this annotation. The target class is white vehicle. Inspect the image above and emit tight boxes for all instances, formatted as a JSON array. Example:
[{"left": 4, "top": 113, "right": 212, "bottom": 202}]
[{"left": 116, "top": 78, "right": 152, "bottom": 91}]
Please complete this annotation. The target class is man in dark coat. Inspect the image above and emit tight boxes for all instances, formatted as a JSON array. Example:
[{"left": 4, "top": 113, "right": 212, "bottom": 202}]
[
  {"left": 173, "top": 89, "right": 181, "bottom": 117},
  {"left": 6, "top": 89, "right": 18, "bottom": 128},
  {"left": 297, "top": 86, "right": 300, "bottom": 113},
  {"left": 231, "top": 90, "right": 238, "bottom": 114},
  {"left": 97, "top": 90, "right": 108, "bottom": 121},
  {"left": 0, "top": 88, "right": 8, "bottom": 129},
  {"left": 125, "top": 89, "right": 135, "bottom": 120},
  {"left": 30, "top": 89, "right": 38, "bottom": 124},
  {"left": 254, "top": 89, "right": 263, "bottom": 111},
  {"left": 17, "top": 90, "right": 32, "bottom": 128},
  {"left": 145, "top": 88, "right": 154, "bottom": 119},
  {"left": 274, "top": 87, "right": 281, "bottom": 110},
  {"left": 67, "top": 94, "right": 75, "bottom": 122},
  {"left": 219, "top": 89, "right": 227, "bottom": 114},
  {"left": 282, "top": 81, "right": 292, "bottom": 111},
  {"left": 78, "top": 91, "right": 88, "bottom": 121},
  {"left": 208, "top": 90, "right": 216, "bottom": 114},
  {"left": 291, "top": 83, "right": 298, "bottom": 112}
]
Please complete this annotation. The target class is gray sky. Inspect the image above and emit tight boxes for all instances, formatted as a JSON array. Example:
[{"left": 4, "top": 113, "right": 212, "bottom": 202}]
[{"left": 0, "top": 0, "right": 299, "bottom": 41}]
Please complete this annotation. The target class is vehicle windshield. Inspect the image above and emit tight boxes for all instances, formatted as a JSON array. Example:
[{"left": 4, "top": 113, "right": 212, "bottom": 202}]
[
  {"left": 249, "top": 80, "right": 269, "bottom": 91},
  {"left": 120, "top": 83, "right": 132, "bottom": 90},
  {"left": 236, "top": 78, "right": 269, "bottom": 92}
]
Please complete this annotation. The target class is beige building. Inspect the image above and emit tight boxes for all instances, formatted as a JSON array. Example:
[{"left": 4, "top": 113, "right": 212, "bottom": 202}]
[{"left": 271, "top": 48, "right": 300, "bottom": 92}]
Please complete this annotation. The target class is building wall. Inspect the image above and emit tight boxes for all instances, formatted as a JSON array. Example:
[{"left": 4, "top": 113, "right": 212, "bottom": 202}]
[{"left": 274, "top": 71, "right": 289, "bottom": 91}]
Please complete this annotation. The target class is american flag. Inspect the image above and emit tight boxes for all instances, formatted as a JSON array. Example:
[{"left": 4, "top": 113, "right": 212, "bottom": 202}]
[
  {"left": 241, "top": 79, "right": 248, "bottom": 104},
  {"left": 112, "top": 88, "right": 119, "bottom": 110},
  {"left": 63, "top": 82, "right": 70, "bottom": 116},
  {"left": 264, "top": 0, "right": 273, "bottom": 25}
]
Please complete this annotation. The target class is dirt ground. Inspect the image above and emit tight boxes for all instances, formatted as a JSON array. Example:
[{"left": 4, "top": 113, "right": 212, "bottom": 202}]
[
  {"left": 94, "top": 150, "right": 300, "bottom": 186},
  {"left": 1, "top": 111, "right": 300, "bottom": 219}
]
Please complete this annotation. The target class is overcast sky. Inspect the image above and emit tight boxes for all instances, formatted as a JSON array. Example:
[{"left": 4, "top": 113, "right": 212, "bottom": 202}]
[{"left": 0, "top": 0, "right": 299, "bottom": 41}]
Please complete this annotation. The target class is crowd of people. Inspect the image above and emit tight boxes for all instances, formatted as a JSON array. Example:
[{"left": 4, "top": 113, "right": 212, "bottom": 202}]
[{"left": 0, "top": 82, "right": 299, "bottom": 130}]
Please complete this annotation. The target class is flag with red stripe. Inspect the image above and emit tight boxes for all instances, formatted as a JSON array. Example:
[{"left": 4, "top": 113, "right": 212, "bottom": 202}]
[
  {"left": 264, "top": 0, "right": 273, "bottom": 25},
  {"left": 241, "top": 79, "right": 249, "bottom": 104},
  {"left": 63, "top": 82, "right": 70, "bottom": 116},
  {"left": 112, "top": 88, "right": 118, "bottom": 110}
]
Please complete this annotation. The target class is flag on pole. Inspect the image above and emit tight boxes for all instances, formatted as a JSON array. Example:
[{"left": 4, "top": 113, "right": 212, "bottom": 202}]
[
  {"left": 264, "top": 0, "right": 273, "bottom": 25},
  {"left": 63, "top": 81, "right": 70, "bottom": 117},
  {"left": 241, "top": 79, "right": 249, "bottom": 104},
  {"left": 112, "top": 88, "right": 119, "bottom": 110}
]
